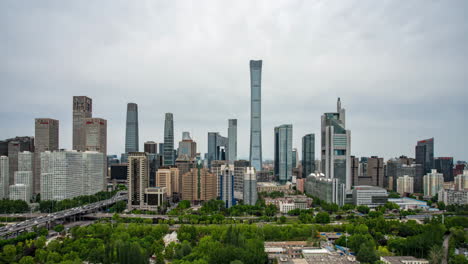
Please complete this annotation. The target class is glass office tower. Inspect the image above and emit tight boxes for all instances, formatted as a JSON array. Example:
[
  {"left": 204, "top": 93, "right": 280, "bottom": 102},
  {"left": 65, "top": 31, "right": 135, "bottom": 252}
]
[
  {"left": 249, "top": 60, "right": 263, "bottom": 171},
  {"left": 302, "top": 134, "right": 315, "bottom": 178},
  {"left": 164, "top": 113, "right": 175, "bottom": 166},
  {"left": 125, "top": 103, "right": 139, "bottom": 153}
]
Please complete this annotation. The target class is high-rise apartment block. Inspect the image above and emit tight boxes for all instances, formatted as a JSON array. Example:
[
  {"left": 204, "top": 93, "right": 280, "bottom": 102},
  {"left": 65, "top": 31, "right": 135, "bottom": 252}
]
[
  {"left": 73, "top": 96, "right": 92, "bottom": 151},
  {"left": 321, "top": 98, "right": 351, "bottom": 190},
  {"left": 228, "top": 119, "right": 237, "bottom": 163},
  {"left": 41, "top": 150, "right": 105, "bottom": 201},
  {"left": 0, "top": 156, "right": 9, "bottom": 199},
  {"left": 84, "top": 118, "right": 107, "bottom": 154},
  {"left": 164, "top": 113, "right": 175, "bottom": 166},
  {"left": 125, "top": 103, "right": 139, "bottom": 153},
  {"left": 423, "top": 169, "right": 444, "bottom": 197},
  {"left": 9, "top": 171, "right": 33, "bottom": 202},
  {"left": 156, "top": 168, "right": 173, "bottom": 196},
  {"left": 181, "top": 161, "right": 217, "bottom": 204},
  {"left": 397, "top": 175, "right": 414, "bottom": 196},
  {"left": 302, "top": 134, "right": 315, "bottom": 179},
  {"left": 274, "top": 124, "right": 293, "bottom": 184},
  {"left": 416, "top": 138, "right": 434, "bottom": 174},
  {"left": 249, "top": 60, "right": 263, "bottom": 171},
  {"left": 454, "top": 170, "right": 468, "bottom": 191},
  {"left": 34, "top": 118, "right": 59, "bottom": 195},
  {"left": 243, "top": 167, "right": 257, "bottom": 206},
  {"left": 219, "top": 165, "right": 235, "bottom": 208}
]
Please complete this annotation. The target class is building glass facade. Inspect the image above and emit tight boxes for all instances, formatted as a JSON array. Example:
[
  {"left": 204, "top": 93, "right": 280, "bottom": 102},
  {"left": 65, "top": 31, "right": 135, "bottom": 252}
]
[
  {"left": 249, "top": 60, "right": 263, "bottom": 171},
  {"left": 125, "top": 103, "right": 139, "bottom": 153}
]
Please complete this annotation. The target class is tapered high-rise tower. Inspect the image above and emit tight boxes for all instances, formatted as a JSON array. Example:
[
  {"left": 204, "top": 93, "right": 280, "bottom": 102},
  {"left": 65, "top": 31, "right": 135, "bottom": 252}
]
[
  {"left": 249, "top": 60, "right": 263, "bottom": 171},
  {"left": 164, "top": 113, "right": 175, "bottom": 166},
  {"left": 73, "top": 96, "right": 92, "bottom": 151},
  {"left": 125, "top": 103, "right": 139, "bottom": 153}
]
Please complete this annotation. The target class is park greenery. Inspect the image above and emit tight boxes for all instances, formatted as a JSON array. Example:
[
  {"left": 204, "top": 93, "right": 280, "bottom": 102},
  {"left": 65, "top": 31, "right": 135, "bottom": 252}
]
[{"left": 0, "top": 199, "right": 30, "bottom": 214}]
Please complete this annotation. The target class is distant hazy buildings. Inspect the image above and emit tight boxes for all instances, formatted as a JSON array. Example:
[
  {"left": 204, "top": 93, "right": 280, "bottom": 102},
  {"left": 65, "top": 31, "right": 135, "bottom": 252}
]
[
  {"left": 249, "top": 60, "right": 263, "bottom": 171},
  {"left": 397, "top": 175, "right": 414, "bottom": 196},
  {"left": 423, "top": 169, "right": 444, "bottom": 197},
  {"left": 178, "top": 132, "right": 196, "bottom": 159},
  {"left": 243, "top": 167, "right": 258, "bottom": 206},
  {"left": 164, "top": 113, "right": 175, "bottom": 166},
  {"left": 219, "top": 165, "right": 235, "bottom": 208},
  {"left": 34, "top": 118, "right": 59, "bottom": 194},
  {"left": 228, "top": 119, "right": 237, "bottom": 163},
  {"left": 125, "top": 103, "right": 139, "bottom": 153},
  {"left": 416, "top": 138, "right": 434, "bottom": 174},
  {"left": 274, "top": 124, "right": 293, "bottom": 184},
  {"left": 434, "top": 157, "right": 454, "bottom": 182},
  {"left": 0, "top": 156, "right": 9, "bottom": 199},
  {"left": 321, "top": 98, "right": 351, "bottom": 190},
  {"left": 73, "top": 96, "right": 92, "bottom": 151},
  {"left": 302, "top": 134, "right": 315, "bottom": 178},
  {"left": 41, "top": 150, "right": 105, "bottom": 201}
]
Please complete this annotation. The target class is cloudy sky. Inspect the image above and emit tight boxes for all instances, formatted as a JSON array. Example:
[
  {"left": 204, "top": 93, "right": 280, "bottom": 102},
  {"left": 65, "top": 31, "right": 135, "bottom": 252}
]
[{"left": 1, "top": 1, "right": 467, "bottom": 161}]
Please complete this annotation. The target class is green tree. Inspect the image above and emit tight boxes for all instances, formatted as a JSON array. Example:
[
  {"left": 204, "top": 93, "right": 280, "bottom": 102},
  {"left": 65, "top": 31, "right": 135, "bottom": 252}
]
[
  {"left": 315, "top": 212, "right": 330, "bottom": 224},
  {"left": 428, "top": 245, "right": 444, "bottom": 264},
  {"left": 357, "top": 240, "right": 378, "bottom": 263},
  {"left": 279, "top": 216, "right": 287, "bottom": 224},
  {"left": 19, "top": 256, "right": 35, "bottom": 264},
  {"left": 54, "top": 224, "right": 65, "bottom": 233},
  {"left": 357, "top": 205, "right": 370, "bottom": 214}
]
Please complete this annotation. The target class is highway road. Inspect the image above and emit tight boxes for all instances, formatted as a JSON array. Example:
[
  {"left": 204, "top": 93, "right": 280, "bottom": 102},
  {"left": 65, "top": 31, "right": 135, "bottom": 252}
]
[{"left": 0, "top": 191, "right": 127, "bottom": 238}]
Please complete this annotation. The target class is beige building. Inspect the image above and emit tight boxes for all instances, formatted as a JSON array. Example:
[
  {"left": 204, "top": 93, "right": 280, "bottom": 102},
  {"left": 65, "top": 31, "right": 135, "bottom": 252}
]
[
  {"left": 211, "top": 160, "right": 227, "bottom": 196},
  {"left": 84, "top": 118, "right": 107, "bottom": 154},
  {"left": 454, "top": 170, "right": 468, "bottom": 191},
  {"left": 423, "top": 169, "right": 444, "bottom": 197},
  {"left": 397, "top": 175, "right": 414, "bottom": 196},
  {"left": 170, "top": 167, "right": 180, "bottom": 194},
  {"left": 72, "top": 96, "right": 92, "bottom": 151},
  {"left": 182, "top": 162, "right": 217, "bottom": 203},
  {"left": 156, "top": 168, "right": 172, "bottom": 196},
  {"left": 380, "top": 256, "right": 428, "bottom": 264},
  {"left": 34, "top": 118, "right": 59, "bottom": 195}
]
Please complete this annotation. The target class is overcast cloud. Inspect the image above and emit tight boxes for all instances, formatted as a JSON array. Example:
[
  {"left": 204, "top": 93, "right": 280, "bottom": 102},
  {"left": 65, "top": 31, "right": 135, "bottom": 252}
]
[{"left": 1, "top": 0, "right": 467, "bottom": 161}]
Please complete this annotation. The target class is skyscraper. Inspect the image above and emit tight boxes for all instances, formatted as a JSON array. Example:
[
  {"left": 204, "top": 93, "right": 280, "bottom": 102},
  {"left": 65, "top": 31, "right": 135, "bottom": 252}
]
[
  {"left": 228, "top": 119, "right": 237, "bottom": 163},
  {"left": 321, "top": 98, "right": 351, "bottom": 190},
  {"left": 416, "top": 138, "right": 434, "bottom": 174},
  {"left": 127, "top": 152, "right": 148, "bottom": 208},
  {"left": 292, "top": 148, "right": 298, "bottom": 169},
  {"left": 423, "top": 169, "right": 444, "bottom": 197},
  {"left": 302, "top": 134, "right": 315, "bottom": 178},
  {"left": 234, "top": 160, "right": 250, "bottom": 199},
  {"left": 219, "top": 164, "right": 235, "bottom": 208},
  {"left": 243, "top": 167, "right": 258, "bottom": 206},
  {"left": 435, "top": 157, "right": 454, "bottom": 182},
  {"left": 73, "top": 96, "right": 92, "bottom": 151},
  {"left": 249, "top": 60, "right": 263, "bottom": 171},
  {"left": 207, "top": 132, "right": 228, "bottom": 167},
  {"left": 125, "top": 103, "right": 139, "bottom": 153},
  {"left": 178, "top": 132, "right": 197, "bottom": 159},
  {"left": 164, "top": 113, "right": 175, "bottom": 166},
  {"left": 397, "top": 175, "right": 414, "bottom": 196},
  {"left": 84, "top": 118, "right": 107, "bottom": 154},
  {"left": 0, "top": 156, "right": 9, "bottom": 199},
  {"left": 274, "top": 124, "right": 293, "bottom": 184},
  {"left": 7, "top": 138, "right": 34, "bottom": 188}
]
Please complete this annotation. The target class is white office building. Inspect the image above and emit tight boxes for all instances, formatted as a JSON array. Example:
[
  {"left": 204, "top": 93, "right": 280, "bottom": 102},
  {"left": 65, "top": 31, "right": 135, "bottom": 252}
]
[
  {"left": 18, "top": 151, "right": 34, "bottom": 171},
  {"left": 0, "top": 156, "right": 9, "bottom": 199},
  {"left": 41, "top": 150, "right": 105, "bottom": 201},
  {"left": 352, "top": 185, "right": 388, "bottom": 207},
  {"left": 9, "top": 184, "right": 30, "bottom": 202},
  {"left": 423, "top": 169, "right": 444, "bottom": 198},
  {"left": 219, "top": 164, "right": 235, "bottom": 208},
  {"left": 454, "top": 170, "right": 468, "bottom": 191}
]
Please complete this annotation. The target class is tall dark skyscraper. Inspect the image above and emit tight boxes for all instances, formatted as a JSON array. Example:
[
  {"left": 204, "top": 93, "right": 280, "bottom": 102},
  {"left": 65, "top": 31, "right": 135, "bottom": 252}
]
[
  {"left": 302, "top": 134, "right": 315, "bottom": 178},
  {"left": 144, "top": 141, "right": 157, "bottom": 154},
  {"left": 34, "top": 118, "right": 59, "bottom": 195},
  {"left": 249, "top": 60, "right": 263, "bottom": 172},
  {"left": 125, "top": 103, "right": 139, "bottom": 153},
  {"left": 73, "top": 96, "right": 92, "bottom": 151},
  {"left": 207, "top": 132, "right": 228, "bottom": 168},
  {"left": 415, "top": 138, "right": 434, "bottom": 174},
  {"left": 274, "top": 124, "right": 293, "bottom": 184},
  {"left": 164, "top": 113, "right": 175, "bottom": 166},
  {"left": 228, "top": 119, "right": 237, "bottom": 164},
  {"left": 435, "top": 157, "right": 454, "bottom": 182}
]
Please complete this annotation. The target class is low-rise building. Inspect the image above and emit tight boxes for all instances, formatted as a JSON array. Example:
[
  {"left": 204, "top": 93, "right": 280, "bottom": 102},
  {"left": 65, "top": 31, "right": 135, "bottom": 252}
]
[
  {"left": 388, "top": 197, "right": 429, "bottom": 210},
  {"left": 257, "top": 182, "right": 293, "bottom": 194},
  {"left": 352, "top": 185, "right": 388, "bottom": 207},
  {"left": 264, "top": 195, "right": 313, "bottom": 213},
  {"left": 305, "top": 173, "right": 345, "bottom": 206},
  {"left": 380, "top": 256, "right": 428, "bottom": 264},
  {"left": 438, "top": 189, "right": 468, "bottom": 205}
]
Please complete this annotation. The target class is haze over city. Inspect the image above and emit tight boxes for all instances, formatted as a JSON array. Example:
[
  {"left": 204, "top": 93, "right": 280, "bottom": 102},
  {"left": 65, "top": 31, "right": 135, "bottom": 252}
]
[{"left": 1, "top": 1, "right": 467, "bottom": 161}]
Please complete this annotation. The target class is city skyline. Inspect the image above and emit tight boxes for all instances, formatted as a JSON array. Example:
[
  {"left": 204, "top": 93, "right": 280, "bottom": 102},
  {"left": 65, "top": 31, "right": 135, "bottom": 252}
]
[{"left": 1, "top": 1, "right": 467, "bottom": 161}]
